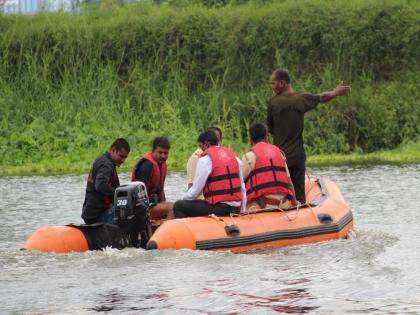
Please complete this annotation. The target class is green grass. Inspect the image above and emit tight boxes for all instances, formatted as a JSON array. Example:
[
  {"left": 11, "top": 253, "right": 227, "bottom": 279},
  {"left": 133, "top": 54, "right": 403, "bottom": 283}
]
[
  {"left": 1, "top": 141, "right": 418, "bottom": 177},
  {"left": 0, "top": 0, "right": 419, "bottom": 176},
  {"left": 308, "top": 141, "right": 420, "bottom": 167}
]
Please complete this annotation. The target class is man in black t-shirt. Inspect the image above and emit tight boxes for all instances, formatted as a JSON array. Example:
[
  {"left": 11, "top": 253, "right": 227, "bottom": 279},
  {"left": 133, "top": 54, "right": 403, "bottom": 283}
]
[{"left": 267, "top": 69, "right": 351, "bottom": 203}]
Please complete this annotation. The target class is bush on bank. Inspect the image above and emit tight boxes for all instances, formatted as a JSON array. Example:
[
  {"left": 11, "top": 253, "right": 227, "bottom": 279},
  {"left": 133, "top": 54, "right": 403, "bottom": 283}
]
[{"left": 0, "top": 0, "right": 419, "bottom": 174}]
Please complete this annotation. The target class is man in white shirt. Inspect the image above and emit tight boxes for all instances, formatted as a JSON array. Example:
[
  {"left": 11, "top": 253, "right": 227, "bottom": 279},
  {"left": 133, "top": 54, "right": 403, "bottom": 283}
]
[
  {"left": 174, "top": 130, "right": 246, "bottom": 218},
  {"left": 186, "top": 127, "right": 222, "bottom": 189}
]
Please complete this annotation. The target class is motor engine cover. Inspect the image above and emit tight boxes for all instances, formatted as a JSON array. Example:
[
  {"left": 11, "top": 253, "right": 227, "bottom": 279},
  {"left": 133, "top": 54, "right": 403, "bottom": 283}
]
[{"left": 114, "top": 181, "right": 149, "bottom": 221}]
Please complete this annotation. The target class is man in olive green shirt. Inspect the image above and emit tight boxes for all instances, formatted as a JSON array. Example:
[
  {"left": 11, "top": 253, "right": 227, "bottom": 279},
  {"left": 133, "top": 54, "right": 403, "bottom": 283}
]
[{"left": 267, "top": 68, "right": 351, "bottom": 203}]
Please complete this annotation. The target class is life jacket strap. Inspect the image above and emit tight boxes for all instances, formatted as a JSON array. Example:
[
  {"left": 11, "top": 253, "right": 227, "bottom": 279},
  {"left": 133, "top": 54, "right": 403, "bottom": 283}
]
[
  {"left": 204, "top": 187, "right": 242, "bottom": 198},
  {"left": 206, "top": 172, "right": 240, "bottom": 183},
  {"left": 246, "top": 181, "right": 290, "bottom": 195},
  {"left": 249, "top": 165, "right": 286, "bottom": 177}
]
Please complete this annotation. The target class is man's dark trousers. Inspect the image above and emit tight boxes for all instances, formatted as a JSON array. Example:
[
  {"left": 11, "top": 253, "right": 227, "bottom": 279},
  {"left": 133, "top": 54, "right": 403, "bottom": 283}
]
[{"left": 288, "top": 161, "right": 306, "bottom": 204}]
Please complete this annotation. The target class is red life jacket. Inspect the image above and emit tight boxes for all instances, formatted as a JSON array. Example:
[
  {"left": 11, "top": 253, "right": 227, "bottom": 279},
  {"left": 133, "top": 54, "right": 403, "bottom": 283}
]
[
  {"left": 202, "top": 146, "right": 243, "bottom": 205},
  {"left": 245, "top": 141, "right": 294, "bottom": 202},
  {"left": 131, "top": 151, "right": 167, "bottom": 201}
]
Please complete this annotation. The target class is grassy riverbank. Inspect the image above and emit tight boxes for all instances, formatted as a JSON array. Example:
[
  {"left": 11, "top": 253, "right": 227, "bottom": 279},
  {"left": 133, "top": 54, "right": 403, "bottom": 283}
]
[
  {"left": 307, "top": 141, "right": 420, "bottom": 167},
  {"left": 0, "top": 0, "right": 419, "bottom": 176},
  {"left": 1, "top": 141, "right": 419, "bottom": 177}
]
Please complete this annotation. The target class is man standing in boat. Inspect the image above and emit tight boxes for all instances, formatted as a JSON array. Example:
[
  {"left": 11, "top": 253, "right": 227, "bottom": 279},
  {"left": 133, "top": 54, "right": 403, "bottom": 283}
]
[
  {"left": 267, "top": 68, "right": 351, "bottom": 204},
  {"left": 242, "top": 123, "right": 296, "bottom": 211},
  {"left": 131, "top": 137, "right": 174, "bottom": 220},
  {"left": 81, "top": 138, "right": 130, "bottom": 225},
  {"left": 173, "top": 130, "right": 246, "bottom": 218}
]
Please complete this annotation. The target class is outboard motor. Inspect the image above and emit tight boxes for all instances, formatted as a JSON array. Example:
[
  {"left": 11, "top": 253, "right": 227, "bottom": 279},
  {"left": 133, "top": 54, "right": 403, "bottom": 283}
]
[{"left": 113, "top": 181, "right": 152, "bottom": 248}]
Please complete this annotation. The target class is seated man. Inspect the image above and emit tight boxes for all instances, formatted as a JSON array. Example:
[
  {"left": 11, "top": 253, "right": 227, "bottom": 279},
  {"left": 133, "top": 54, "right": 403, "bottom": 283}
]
[
  {"left": 174, "top": 130, "right": 246, "bottom": 218},
  {"left": 242, "top": 123, "right": 296, "bottom": 211},
  {"left": 186, "top": 127, "right": 222, "bottom": 189},
  {"left": 131, "top": 137, "right": 174, "bottom": 220},
  {"left": 81, "top": 138, "right": 130, "bottom": 225}
]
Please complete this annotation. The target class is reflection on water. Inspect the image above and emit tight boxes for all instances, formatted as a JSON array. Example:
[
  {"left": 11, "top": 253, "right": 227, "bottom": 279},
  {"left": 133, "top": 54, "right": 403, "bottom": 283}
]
[
  {"left": 234, "top": 289, "right": 318, "bottom": 314},
  {"left": 91, "top": 289, "right": 130, "bottom": 312},
  {"left": 0, "top": 165, "right": 420, "bottom": 314}
]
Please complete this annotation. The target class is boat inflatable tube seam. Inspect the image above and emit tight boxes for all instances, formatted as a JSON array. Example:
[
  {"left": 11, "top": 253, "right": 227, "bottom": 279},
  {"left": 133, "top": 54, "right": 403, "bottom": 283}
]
[{"left": 196, "top": 211, "right": 353, "bottom": 250}]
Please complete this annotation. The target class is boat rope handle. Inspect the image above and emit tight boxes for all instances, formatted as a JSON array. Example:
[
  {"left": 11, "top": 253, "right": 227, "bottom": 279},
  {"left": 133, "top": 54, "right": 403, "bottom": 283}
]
[
  {"left": 212, "top": 178, "right": 323, "bottom": 222},
  {"left": 283, "top": 203, "right": 300, "bottom": 221},
  {"left": 305, "top": 201, "right": 318, "bottom": 221},
  {"left": 208, "top": 213, "right": 241, "bottom": 227},
  {"left": 208, "top": 213, "right": 224, "bottom": 222},
  {"left": 208, "top": 214, "right": 230, "bottom": 227},
  {"left": 301, "top": 174, "right": 323, "bottom": 221},
  {"left": 306, "top": 168, "right": 311, "bottom": 182},
  {"left": 229, "top": 212, "right": 241, "bottom": 226},
  {"left": 243, "top": 203, "right": 299, "bottom": 221},
  {"left": 237, "top": 209, "right": 254, "bottom": 221}
]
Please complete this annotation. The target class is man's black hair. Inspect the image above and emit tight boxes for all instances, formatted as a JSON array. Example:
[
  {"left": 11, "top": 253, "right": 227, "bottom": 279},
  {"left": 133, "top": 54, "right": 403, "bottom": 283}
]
[
  {"left": 197, "top": 130, "right": 219, "bottom": 146},
  {"left": 249, "top": 123, "right": 267, "bottom": 143},
  {"left": 110, "top": 138, "right": 130, "bottom": 152},
  {"left": 273, "top": 68, "right": 291, "bottom": 83},
  {"left": 206, "top": 126, "right": 222, "bottom": 141},
  {"left": 152, "top": 136, "right": 170, "bottom": 150}
]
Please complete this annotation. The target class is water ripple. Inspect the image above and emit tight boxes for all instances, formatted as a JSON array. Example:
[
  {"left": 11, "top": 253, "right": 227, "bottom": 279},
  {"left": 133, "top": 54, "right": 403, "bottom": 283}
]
[{"left": 1, "top": 165, "right": 420, "bottom": 314}]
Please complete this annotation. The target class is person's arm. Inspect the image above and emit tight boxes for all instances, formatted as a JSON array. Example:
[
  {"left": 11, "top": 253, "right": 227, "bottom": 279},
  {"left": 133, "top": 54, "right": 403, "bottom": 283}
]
[
  {"left": 237, "top": 157, "right": 247, "bottom": 213},
  {"left": 186, "top": 153, "right": 199, "bottom": 189},
  {"left": 267, "top": 101, "right": 274, "bottom": 134},
  {"left": 182, "top": 156, "right": 212, "bottom": 200},
  {"left": 159, "top": 191, "right": 166, "bottom": 202},
  {"left": 319, "top": 84, "right": 351, "bottom": 103},
  {"left": 95, "top": 163, "right": 116, "bottom": 197},
  {"left": 157, "top": 164, "right": 166, "bottom": 201},
  {"left": 241, "top": 151, "right": 255, "bottom": 181}
]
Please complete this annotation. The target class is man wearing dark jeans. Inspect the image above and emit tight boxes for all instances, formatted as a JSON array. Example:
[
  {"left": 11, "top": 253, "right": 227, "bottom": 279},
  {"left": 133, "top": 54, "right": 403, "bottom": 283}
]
[
  {"left": 267, "top": 68, "right": 351, "bottom": 203},
  {"left": 173, "top": 130, "right": 246, "bottom": 218},
  {"left": 173, "top": 200, "right": 239, "bottom": 218},
  {"left": 287, "top": 161, "right": 306, "bottom": 205}
]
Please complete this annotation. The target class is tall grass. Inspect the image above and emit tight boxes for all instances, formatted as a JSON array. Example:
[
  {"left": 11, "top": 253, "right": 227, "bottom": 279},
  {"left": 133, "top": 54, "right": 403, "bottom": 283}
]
[{"left": 0, "top": 0, "right": 419, "bottom": 175}]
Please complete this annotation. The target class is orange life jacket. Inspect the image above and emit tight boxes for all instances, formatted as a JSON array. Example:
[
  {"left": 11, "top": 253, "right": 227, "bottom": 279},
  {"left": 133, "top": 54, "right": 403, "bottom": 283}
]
[
  {"left": 131, "top": 152, "right": 167, "bottom": 202},
  {"left": 245, "top": 141, "right": 294, "bottom": 202},
  {"left": 202, "top": 146, "right": 242, "bottom": 205}
]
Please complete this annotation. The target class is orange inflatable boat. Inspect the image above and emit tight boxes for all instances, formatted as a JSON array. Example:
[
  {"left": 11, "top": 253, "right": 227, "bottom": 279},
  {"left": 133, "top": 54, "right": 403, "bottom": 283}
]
[
  {"left": 23, "top": 178, "right": 353, "bottom": 253},
  {"left": 146, "top": 178, "right": 353, "bottom": 252}
]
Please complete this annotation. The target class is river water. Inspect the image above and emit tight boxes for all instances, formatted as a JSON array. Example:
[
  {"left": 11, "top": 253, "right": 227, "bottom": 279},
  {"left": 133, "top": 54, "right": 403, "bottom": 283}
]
[{"left": 0, "top": 165, "right": 419, "bottom": 314}]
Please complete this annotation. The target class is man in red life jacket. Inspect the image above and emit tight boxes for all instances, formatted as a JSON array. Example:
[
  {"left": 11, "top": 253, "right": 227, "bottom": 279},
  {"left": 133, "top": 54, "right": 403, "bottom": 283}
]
[
  {"left": 132, "top": 137, "right": 174, "bottom": 220},
  {"left": 173, "top": 130, "right": 246, "bottom": 218},
  {"left": 82, "top": 138, "right": 130, "bottom": 225},
  {"left": 242, "top": 123, "right": 296, "bottom": 211},
  {"left": 186, "top": 127, "right": 222, "bottom": 189}
]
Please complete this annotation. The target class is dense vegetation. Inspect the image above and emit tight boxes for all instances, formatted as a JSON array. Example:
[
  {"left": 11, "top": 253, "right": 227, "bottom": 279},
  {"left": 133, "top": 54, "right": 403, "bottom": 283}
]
[{"left": 0, "top": 0, "right": 419, "bottom": 175}]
